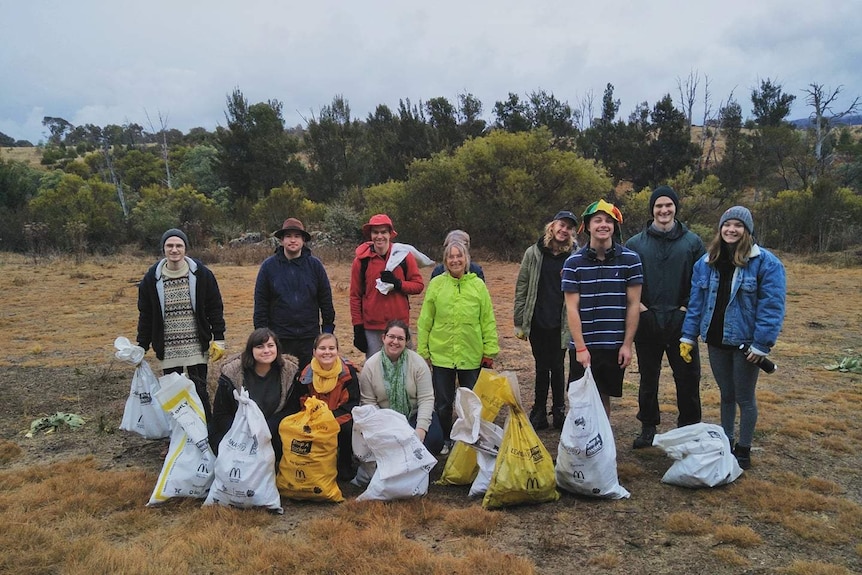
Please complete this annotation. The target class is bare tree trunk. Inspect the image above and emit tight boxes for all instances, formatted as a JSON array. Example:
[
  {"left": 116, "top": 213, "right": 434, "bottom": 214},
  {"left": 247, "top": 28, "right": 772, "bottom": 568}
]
[
  {"left": 146, "top": 109, "right": 173, "bottom": 188},
  {"left": 102, "top": 142, "right": 127, "bottom": 217}
]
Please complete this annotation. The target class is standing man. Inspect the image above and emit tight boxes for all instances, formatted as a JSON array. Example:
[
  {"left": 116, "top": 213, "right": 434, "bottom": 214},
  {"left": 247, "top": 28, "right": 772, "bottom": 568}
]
[
  {"left": 627, "top": 186, "right": 705, "bottom": 448},
  {"left": 254, "top": 218, "right": 335, "bottom": 372},
  {"left": 514, "top": 210, "right": 578, "bottom": 430},
  {"left": 350, "top": 214, "right": 424, "bottom": 358},
  {"left": 562, "top": 200, "right": 642, "bottom": 419},
  {"left": 137, "top": 228, "right": 225, "bottom": 421}
]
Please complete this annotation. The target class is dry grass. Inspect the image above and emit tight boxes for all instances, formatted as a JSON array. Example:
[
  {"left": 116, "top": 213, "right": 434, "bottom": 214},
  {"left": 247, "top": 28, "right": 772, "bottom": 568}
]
[
  {"left": 1, "top": 252, "right": 862, "bottom": 574},
  {"left": 782, "top": 560, "right": 854, "bottom": 575},
  {"left": 0, "top": 146, "right": 43, "bottom": 168}
]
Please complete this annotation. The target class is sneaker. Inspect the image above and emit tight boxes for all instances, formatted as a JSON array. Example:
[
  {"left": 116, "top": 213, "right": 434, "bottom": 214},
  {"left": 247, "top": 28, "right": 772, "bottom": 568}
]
[
  {"left": 529, "top": 405, "right": 550, "bottom": 430},
  {"left": 632, "top": 425, "right": 656, "bottom": 449},
  {"left": 440, "top": 440, "right": 454, "bottom": 456}
]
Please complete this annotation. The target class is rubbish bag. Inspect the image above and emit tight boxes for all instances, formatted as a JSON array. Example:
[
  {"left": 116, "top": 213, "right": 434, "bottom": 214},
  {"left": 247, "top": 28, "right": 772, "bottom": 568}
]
[
  {"left": 449, "top": 387, "right": 503, "bottom": 497},
  {"left": 115, "top": 336, "right": 171, "bottom": 439},
  {"left": 276, "top": 396, "right": 343, "bottom": 502},
  {"left": 555, "top": 367, "right": 630, "bottom": 499},
  {"left": 204, "top": 388, "right": 283, "bottom": 512},
  {"left": 482, "top": 372, "right": 559, "bottom": 509},
  {"left": 351, "top": 405, "right": 437, "bottom": 501},
  {"left": 438, "top": 368, "right": 509, "bottom": 485},
  {"left": 148, "top": 372, "right": 215, "bottom": 505},
  {"left": 652, "top": 422, "right": 743, "bottom": 488}
]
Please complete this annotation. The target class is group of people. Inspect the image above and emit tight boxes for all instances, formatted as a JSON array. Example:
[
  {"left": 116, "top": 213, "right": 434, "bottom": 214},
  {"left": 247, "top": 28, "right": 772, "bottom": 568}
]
[
  {"left": 514, "top": 188, "right": 786, "bottom": 470},
  {"left": 137, "top": 187, "right": 785, "bottom": 477},
  {"left": 136, "top": 213, "right": 499, "bottom": 479}
]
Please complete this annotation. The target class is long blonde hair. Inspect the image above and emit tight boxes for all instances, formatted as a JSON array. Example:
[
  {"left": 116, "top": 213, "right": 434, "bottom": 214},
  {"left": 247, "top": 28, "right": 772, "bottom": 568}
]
[
  {"left": 543, "top": 220, "right": 575, "bottom": 254},
  {"left": 706, "top": 228, "right": 754, "bottom": 267}
]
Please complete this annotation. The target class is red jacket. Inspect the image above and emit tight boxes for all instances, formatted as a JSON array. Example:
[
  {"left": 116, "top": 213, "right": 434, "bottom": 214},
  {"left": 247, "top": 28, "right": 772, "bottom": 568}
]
[{"left": 349, "top": 243, "right": 424, "bottom": 330}]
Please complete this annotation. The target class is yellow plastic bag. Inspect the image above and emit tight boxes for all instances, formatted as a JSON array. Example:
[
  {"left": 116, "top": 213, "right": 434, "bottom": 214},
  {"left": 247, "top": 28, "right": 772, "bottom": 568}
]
[
  {"left": 276, "top": 396, "right": 343, "bottom": 502},
  {"left": 438, "top": 369, "right": 510, "bottom": 485},
  {"left": 482, "top": 374, "right": 559, "bottom": 509}
]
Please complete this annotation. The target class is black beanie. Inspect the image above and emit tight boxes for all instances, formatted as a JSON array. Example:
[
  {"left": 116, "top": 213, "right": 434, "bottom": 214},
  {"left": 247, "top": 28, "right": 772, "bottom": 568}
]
[
  {"left": 161, "top": 228, "right": 189, "bottom": 249},
  {"left": 649, "top": 185, "right": 680, "bottom": 213}
]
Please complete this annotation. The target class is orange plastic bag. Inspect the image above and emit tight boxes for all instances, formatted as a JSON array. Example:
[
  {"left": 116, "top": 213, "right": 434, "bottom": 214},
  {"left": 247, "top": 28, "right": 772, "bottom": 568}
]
[{"left": 276, "top": 396, "right": 343, "bottom": 502}]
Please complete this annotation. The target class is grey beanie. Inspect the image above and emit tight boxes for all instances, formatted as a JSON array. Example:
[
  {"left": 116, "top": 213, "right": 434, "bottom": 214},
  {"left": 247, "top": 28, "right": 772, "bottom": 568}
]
[
  {"left": 161, "top": 228, "right": 190, "bottom": 249},
  {"left": 718, "top": 206, "right": 754, "bottom": 235}
]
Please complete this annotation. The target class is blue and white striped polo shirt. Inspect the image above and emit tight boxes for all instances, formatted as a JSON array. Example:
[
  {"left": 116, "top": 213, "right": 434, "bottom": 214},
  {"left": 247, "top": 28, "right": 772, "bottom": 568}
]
[{"left": 561, "top": 244, "right": 643, "bottom": 349}]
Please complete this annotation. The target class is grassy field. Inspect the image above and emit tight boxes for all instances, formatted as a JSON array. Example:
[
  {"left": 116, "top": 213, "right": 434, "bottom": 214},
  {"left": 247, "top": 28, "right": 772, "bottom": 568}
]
[{"left": 0, "top": 250, "right": 860, "bottom": 574}]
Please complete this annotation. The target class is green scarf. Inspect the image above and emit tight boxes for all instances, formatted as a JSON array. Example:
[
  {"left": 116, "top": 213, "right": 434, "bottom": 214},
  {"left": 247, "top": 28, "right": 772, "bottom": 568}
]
[{"left": 381, "top": 352, "right": 411, "bottom": 417}]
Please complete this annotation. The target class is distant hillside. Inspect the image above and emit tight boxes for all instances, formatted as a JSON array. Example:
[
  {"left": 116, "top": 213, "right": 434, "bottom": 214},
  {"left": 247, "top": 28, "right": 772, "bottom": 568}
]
[{"left": 789, "top": 114, "right": 862, "bottom": 128}]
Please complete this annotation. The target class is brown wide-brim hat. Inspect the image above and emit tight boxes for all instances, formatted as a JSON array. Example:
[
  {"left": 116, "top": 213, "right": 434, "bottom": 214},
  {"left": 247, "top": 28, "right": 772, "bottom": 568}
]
[
  {"left": 273, "top": 218, "right": 311, "bottom": 241},
  {"left": 361, "top": 213, "right": 398, "bottom": 240}
]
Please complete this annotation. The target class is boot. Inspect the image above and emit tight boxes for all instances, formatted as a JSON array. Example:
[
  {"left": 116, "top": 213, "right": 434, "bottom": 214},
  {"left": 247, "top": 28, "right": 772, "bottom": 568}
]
[
  {"left": 551, "top": 406, "right": 566, "bottom": 430},
  {"left": 733, "top": 444, "right": 751, "bottom": 470},
  {"left": 529, "top": 405, "right": 549, "bottom": 430},
  {"left": 633, "top": 425, "right": 656, "bottom": 449}
]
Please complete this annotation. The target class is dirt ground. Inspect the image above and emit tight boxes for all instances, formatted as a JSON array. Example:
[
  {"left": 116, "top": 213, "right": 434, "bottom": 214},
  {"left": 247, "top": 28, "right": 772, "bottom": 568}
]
[{"left": 1, "top": 252, "right": 861, "bottom": 574}]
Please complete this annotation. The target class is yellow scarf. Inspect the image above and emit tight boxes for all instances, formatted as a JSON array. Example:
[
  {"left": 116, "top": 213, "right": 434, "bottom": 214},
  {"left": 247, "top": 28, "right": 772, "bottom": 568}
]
[{"left": 311, "top": 357, "right": 342, "bottom": 394}]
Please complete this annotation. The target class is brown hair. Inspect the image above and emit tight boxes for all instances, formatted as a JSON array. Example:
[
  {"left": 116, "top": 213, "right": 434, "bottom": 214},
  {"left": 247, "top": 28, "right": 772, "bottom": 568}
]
[
  {"left": 384, "top": 319, "right": 411, "bottom": 342},
  {"left": 706, "top": 228, "right": 754, "bottom": 267},
  {"left": 313, "top": 332, "right": 339, "bottom": 350},
  {"left": 241, "top": 328, "right": 285, "bottom": 371}
]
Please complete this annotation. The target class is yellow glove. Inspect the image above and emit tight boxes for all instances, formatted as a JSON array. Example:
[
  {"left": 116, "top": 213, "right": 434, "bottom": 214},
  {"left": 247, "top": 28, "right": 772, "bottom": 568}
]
[
  {"left": 514, "top": 327, "right": 527, "bottom": 340},
  {"left": 679, "top": 342, "right": 693, "bottom": 363},
  {"left": 209, "top": 340, "right": 226, "bottom": 362}
]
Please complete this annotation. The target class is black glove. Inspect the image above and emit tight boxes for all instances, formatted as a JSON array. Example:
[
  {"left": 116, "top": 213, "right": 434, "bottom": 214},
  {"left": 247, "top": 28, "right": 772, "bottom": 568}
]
[
  {"left": 353, "top": 325, "right": 368, "bottom": 353},
  {"left": 379, "top": 270, "right": 402, "bottom": 291}
]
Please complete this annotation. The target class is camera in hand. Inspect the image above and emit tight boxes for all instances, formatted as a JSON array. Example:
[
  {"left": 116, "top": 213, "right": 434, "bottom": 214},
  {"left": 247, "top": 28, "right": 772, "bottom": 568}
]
[{"left": 738, "top": 344, "right": 777, "bottom": 374}]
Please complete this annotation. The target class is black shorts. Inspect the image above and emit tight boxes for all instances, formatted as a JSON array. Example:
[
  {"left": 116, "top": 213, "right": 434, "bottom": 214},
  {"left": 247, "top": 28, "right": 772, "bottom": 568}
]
[{"left": 568, "top": 347, "right": 625, "bottom": 397}]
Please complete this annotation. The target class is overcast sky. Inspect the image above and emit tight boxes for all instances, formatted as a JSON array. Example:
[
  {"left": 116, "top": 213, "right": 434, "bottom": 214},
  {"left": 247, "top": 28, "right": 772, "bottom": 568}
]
[{"left": 2, "top": 0, "right": 860, "bottom": 144}]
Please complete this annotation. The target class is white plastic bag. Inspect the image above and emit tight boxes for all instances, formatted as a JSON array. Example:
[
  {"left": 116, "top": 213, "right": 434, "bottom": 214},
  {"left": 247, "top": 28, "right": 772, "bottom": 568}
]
[
  {"left": 147, "top": 373, "right": 215, "bottom": 505},
  {"left": 450, "top": 387, "right": 503, "bottom": 497},
  {"left": 351, "top": 405, "right": 437, "bottom": 501},
  {"left": 652, "top": 422, "right": 743, "bottom": 487},
  {"left": 555, "top": 367, "right": 630, "bottom": 499},
  {"left": 204, "top": 388, "right": 283, "bottom": 512},
  {"left": 375, "top": 242, "right": 434, "bottom": 294},
  {"left": 115, "top": 337, "right": 171, "bottom": 439}
]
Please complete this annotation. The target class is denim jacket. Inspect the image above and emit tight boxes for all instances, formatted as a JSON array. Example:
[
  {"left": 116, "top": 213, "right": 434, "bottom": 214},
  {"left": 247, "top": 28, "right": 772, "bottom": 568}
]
[{"left": 681, "top": 244, "right": 786, "bottom": 354}]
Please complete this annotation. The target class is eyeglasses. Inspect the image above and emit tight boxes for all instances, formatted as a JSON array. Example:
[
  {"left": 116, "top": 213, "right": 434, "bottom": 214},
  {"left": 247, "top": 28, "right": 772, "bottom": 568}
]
[{"left": 384, "top": 334, "right": 406, "bottom": 342}]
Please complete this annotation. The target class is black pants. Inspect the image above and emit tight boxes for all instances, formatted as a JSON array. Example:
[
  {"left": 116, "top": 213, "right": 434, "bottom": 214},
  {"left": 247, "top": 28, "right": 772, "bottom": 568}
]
[
  {"left": 635, "top": 339, "right": 702, "bottom": 427},
  {"left": 432, "top": 366, "right": 481, "bottom": 440},
  {"left": 163, "top": 363, "right": 212, "bottom": 423},
  {"left": 279, "top": 337, "right": 315, "bottom": 374},
  {"left": 529, "top": 326, "right": 568, "bottom": 413}
]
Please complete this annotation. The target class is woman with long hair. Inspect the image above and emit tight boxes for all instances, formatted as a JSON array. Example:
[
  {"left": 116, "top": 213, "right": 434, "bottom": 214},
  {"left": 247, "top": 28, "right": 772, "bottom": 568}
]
[
  {"left": 208, "top": 328, "right": 299, "bottom": 463},
  {"left": 359, "top": 319, "right": 444, "bottom": 454},
  {"left": 680, "top": 206, "right": 786, "bottom": 469},
  {"left": 514, "top": 210, "right": 578, "bottom": 430}
]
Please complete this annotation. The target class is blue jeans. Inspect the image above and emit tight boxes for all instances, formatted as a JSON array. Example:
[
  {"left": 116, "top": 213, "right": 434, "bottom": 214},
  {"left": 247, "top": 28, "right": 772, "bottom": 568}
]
[
  {"left": 707, "top": 345, "right": 760, "bottom": 447},
  {"left": 408, "top": 411, "right": 445, "bottom": 455},
  {"left": 432, "top": 366, "right": 481, "bottom": 440}
]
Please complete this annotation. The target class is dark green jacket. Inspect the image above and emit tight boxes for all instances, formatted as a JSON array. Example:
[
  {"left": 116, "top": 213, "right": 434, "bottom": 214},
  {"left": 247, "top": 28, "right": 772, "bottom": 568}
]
[{"left": 626, "top": 221, "right": 705, "bottom": 341}]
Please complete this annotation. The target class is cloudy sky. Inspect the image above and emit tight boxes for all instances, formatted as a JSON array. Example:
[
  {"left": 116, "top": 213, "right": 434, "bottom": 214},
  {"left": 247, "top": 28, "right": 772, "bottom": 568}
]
[{"left": 2, "top": 0, "right": 860, "bottom": 144}]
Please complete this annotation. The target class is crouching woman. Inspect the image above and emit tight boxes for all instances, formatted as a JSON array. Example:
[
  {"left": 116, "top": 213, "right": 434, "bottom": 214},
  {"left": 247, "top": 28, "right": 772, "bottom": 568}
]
[
  {"left": 297, "top": 333, "right": 361, "bottom": 480},
  {"left": 359, "top": 320, "right": 445, "bottom": 455},
  {"left": 208, "top": 328, "right": 299, "bottom": 463}
]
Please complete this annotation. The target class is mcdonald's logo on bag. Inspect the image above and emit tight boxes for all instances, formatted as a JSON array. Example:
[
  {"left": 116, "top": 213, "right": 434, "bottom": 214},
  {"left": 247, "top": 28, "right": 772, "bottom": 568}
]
[
  {"left": 525, "top": 476, "right": 540, "bottom": 490},
  {"left": 295, "top": 469, "right": 306, "bottom": 481},
  {"left": 572, "top": 470, "right": 585, "bottom": 481},
  {"left": 229, "top": 467, "right": 242, "bottom": 482}
]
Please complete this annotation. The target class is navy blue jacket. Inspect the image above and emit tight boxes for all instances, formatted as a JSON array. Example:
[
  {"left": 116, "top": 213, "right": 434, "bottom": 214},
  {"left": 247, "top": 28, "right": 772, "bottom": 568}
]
[{"left": 253, "top": 246, "right": 335, "bottom": 339}]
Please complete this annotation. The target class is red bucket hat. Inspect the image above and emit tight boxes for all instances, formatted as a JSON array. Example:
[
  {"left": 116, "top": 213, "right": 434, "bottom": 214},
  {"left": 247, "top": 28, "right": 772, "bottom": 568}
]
[{"left": 362, "top": 214, "right": 398, "bottom": 239}]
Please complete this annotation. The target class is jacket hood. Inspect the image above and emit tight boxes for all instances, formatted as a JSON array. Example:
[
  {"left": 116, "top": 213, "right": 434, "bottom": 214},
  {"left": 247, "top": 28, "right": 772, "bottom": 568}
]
[
  {"left": 275, "top": 245, "right": 312, "bottom": 262},
  {"left": 354, "top": 241, "right": 381, "bottom": 259},
  {"left": 644, "top": 219, "right": 687, "bottom": 241},
  {"left": 154, "top": 256, "right": 198, "bottom": 280}
]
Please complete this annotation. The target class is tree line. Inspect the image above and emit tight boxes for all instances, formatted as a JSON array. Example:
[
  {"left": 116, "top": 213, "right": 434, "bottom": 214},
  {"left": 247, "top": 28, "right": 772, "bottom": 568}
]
[{"left": 1, "top": 76, "right": 860, "bottom": 257}]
